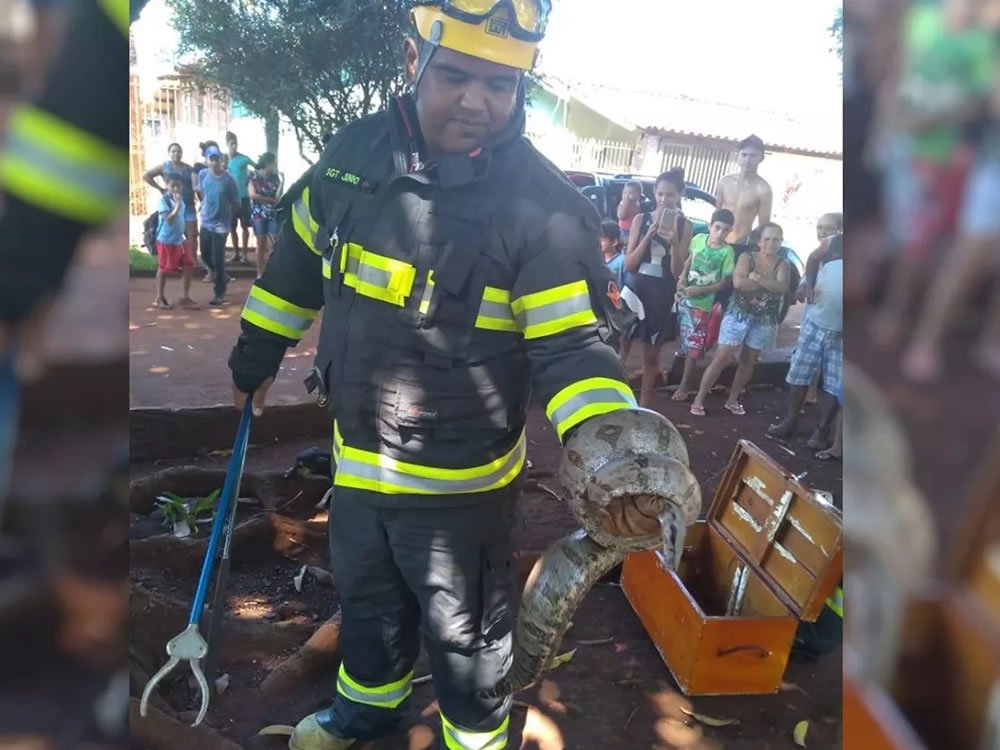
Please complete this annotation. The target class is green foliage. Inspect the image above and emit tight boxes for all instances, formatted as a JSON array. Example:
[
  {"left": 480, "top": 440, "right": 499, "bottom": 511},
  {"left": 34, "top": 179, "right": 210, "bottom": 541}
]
[
  {"left": 168, "top": 0, "right": 412, "bottom": 161},
  {"left": 129, "top": 245, "right": 158, "bottom": 272},
  {"left": 830, "top": 7, "right": 843, "bottom": 61},
  {"left": 156, "top": 489, "right": 221, "bottom": 535}
]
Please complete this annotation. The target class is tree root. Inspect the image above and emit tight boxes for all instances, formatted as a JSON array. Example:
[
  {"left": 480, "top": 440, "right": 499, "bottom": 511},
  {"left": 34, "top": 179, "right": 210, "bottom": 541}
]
[
  {"left": 130, "top": 584, "right": 316, "bottom": 667},
  {"left": 129, "top": 466, "right": 330, "bottom": 515},
  {"left": 259, "top": 609, "right": 343, "bottom": 695},
  {"left": 129, "top": 698, "right": 245, "bottom": 750}
]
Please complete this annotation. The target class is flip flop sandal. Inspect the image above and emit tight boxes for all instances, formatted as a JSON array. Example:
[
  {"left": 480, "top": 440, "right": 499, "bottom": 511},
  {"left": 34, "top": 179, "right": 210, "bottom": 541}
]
[
  {"left": 724, "top": 402, "right": 746, "bottom": 416},
  {"left": 767, "top": 422, "right": 796, "bottom": 438},
  {"left": 690, "top": 404, "right": 706, "bottom": 417},
  {"left": 152, "top": 298, "right": 172, "bottom": 309},
  {"left": 806, "top": 430, "right": 830, "bottom": 450},
  {"left": 815, "top": 449, "right": 841, "bottom": 461}
]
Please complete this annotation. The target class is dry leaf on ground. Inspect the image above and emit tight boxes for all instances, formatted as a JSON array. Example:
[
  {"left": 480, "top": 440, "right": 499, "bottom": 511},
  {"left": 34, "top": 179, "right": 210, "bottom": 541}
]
[
  {"left": 793, "top": 719, "right": 809, "bottom": 746},
  {"left": 679, "top": 707, "right": 739, "bottom": 727}
]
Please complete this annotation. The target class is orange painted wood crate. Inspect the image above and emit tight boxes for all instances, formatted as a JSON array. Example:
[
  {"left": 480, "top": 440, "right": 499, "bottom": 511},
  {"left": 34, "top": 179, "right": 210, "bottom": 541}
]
[
  {"left": 621, "top": 440, "right": 843, "bottom": 696},
  {"left": 845, "top": 436, "right": 1000, "bottom": 749}
]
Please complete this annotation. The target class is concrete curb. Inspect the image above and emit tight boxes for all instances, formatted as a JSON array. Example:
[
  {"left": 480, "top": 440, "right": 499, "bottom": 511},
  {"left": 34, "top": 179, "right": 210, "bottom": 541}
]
[{"left": 130, "top": 265, "right": 259, "bottom": 279}]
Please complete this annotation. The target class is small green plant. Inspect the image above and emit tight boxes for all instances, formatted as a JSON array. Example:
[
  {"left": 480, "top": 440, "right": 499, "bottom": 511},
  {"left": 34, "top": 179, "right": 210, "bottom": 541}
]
[
  {"left": 156, "top": 489, "right": 221, "bottom": 537},
  {"left": 130, "top": 245, "right": 158, "bottom": 272}
]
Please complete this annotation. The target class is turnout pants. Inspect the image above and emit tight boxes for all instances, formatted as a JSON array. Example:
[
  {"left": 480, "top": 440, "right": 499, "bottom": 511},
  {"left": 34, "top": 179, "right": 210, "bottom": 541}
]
[{"left": 315, "top": 487, "right": 518, "bottom": 749}]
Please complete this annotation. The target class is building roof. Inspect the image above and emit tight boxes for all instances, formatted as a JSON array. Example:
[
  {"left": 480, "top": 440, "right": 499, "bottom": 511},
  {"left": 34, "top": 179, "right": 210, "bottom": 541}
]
[{"left": 536, "top": 76, "right": 842, "bottom": 158}]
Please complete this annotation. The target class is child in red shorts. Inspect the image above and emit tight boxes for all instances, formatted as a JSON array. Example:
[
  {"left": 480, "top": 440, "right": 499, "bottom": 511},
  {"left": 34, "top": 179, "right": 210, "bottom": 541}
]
[{"left": 155, "top": 177, "right": 198, "bottom": 309}]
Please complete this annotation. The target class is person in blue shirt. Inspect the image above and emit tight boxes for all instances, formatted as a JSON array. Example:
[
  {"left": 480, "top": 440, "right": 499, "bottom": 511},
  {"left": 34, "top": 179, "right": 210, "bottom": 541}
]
[
  {"left": 197, "top": 144, "right": 241, "bottom": 305},
  {"left": 226, "top": 131, "right": 257, "bottom": 263},
  {"left": 153, "top": 176, "right": 198, "bottom": 309},
  {"left": 601, "top": 219, "right": 625, "bottom": 289}
]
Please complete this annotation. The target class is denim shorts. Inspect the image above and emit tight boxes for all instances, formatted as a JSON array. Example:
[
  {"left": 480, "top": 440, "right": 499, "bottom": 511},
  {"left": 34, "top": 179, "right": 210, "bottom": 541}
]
[
  {"left": 253, "top": 217, "right": 278, "bottom": 237},
  {"left": 718, "top": 313, "right": 777, "bottom": 351}
]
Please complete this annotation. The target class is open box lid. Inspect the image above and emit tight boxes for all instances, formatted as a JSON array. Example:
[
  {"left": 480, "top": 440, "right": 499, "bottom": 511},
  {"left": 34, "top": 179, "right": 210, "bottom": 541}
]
[
  {"left": 708, "top": 440, "right": 843, "bottom": 622},
  {"left": 951, "top": 430, "right": 1000, "bottom": 624}
]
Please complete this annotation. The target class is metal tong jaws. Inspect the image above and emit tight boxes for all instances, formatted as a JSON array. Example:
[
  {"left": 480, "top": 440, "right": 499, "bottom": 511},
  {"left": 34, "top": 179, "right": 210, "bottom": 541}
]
[{"left": 139, "top": 623, "right": 211, "bottom": 726}]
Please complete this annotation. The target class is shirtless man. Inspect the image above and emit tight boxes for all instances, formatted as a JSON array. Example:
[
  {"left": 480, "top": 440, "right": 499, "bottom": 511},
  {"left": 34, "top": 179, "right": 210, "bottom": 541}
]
[{"left": 715, "top": 135, "right": 773, "bottom": 245}]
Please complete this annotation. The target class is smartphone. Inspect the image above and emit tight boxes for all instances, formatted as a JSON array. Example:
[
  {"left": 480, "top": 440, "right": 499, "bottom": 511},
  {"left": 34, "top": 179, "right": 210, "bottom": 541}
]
[{"left": 657, "top": 208, "right": 678, "bottom": 240}]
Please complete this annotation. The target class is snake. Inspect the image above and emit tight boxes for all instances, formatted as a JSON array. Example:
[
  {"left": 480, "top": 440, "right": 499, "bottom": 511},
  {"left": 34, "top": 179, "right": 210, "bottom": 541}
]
[{"left": 481, "top": 408, "right": 702, "bottom": 699}]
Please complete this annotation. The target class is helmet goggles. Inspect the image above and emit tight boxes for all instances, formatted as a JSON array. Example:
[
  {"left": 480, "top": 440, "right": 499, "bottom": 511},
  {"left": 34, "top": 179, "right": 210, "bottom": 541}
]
[{"left": 412, "top": 0, "right": 551, "bottom": 41}]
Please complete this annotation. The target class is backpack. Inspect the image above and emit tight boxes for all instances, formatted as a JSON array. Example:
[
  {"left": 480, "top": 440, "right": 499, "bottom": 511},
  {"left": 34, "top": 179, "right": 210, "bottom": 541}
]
[{"left": 142, "top": 211, "right": 159, "bottom": 255}]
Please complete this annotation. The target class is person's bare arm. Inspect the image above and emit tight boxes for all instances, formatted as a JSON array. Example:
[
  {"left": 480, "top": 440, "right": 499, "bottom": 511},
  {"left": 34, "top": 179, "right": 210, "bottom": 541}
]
[
  {"left": 165, "top": 198, "right": 181, "bottom": 222},
  {"left": 624, "top": 212, "right": 656, "bottom": 273},
  {"left": 757, "top": 182, "right": 773, "bottom": 225},
  {"left": 670, "top": 221, "right": 693, "bottom": 279},
  {"left": 714, "top": 177, "right": 728, "bottom": 208},
  {"left": 677, "top": 255, "right": 692, "bottom": 290},
  {"left": 248, "top": 181, "right": 277, "bottom": 205},
  {"left": 142, "top": 163, "right": 165, "bottom": 193},
  {"left": 617, "top": 195, "right": 636, "bottom": 221},
  {"left": 731, "top": 252, "right": 759, "bottom": 291},
  {"left": 751, "top": 260, "right": 790, "bottom": 294}
]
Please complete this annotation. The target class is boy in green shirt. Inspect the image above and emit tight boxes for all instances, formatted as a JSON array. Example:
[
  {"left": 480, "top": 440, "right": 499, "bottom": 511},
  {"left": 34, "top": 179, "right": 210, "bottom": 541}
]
[{"left": 673, "top": 209, "right": 736, "bottom": 401}]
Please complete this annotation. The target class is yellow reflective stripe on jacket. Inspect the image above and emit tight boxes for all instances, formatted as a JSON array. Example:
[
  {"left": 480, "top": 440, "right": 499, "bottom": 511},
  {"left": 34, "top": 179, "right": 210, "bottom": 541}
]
[
  {"left": 511, "top": 280, "right": 596, "bottom": 339},
  {"left": 241, "top": 285, "right": 319, "bottom": 340},
  {"left": 441, "top": 712, "right": 509, "bottom": 750},
  {"left": 475, "top": 287, "right": 518, "bottom": 332},
  {"left": 826, "top": 586, "right": 843, "bottom": 618},
  {"left": 98, "top": 0, "right": 129, "bottom": 35},
  {"left": 0, "top": 106, "right": 127, "bottom": 224},
  {"left": 341, "top": 243, "right": 416, "bottom": 306},
  {"left": 336, "top": 664, "right": 412, "bottom": 709},
  {"left": 419, "top": 270, "right": 435, "bottom": 314},
  {"left": 546, "top": 377, "right": 637, "bottom": 442},
  {"left": 333, "top": 422, "right": 525, "bottom": 495},
  {"left": 291, "top": 187, "right": 321, "bottom": 256}
]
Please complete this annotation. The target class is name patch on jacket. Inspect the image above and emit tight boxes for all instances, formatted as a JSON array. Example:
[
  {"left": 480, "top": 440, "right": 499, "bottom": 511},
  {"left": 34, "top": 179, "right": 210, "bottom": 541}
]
[{"left": 324, "top": 166, "right": 377, "bottom": 194}]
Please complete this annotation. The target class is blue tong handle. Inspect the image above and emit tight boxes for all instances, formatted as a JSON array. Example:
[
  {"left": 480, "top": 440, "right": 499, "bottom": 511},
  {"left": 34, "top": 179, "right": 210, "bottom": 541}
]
[
  {"left": 0, "top": 351, "right": 22, "bottom": 505},
  {"left": 187, "top": 398, "right": 254, "bottom": 624}
]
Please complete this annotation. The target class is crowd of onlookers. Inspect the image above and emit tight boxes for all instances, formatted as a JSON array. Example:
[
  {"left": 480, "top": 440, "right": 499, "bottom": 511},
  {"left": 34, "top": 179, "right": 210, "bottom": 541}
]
[
  {"left": 600, "top": 135, "right": 844, "bottom": 460},
  {"left": 848, "top": 0, "right": 1000, "bottom": 384},
  {"left": 141, "top": 131, "right": 284, "bottom": 307}
]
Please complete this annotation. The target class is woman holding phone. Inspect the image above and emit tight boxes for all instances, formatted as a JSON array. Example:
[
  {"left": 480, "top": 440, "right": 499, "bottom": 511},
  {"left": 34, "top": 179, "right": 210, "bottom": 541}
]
[{"left": 620, "top": 167, "right": 693, "bottom": 407}]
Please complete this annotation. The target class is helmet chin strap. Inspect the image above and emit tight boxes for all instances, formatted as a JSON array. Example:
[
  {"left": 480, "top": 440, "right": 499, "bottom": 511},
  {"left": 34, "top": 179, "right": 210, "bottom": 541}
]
[{"left": 412, "top": 19, "right": 443, "bottom": 99}]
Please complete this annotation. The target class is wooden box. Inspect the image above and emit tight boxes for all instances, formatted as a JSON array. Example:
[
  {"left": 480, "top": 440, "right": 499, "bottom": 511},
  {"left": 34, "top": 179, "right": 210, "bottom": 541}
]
[
  {"left": 621, "top": 440, "right": 843, "bottom": 695},
  {"left": 845, "top": 436, "right": 1000, "bottom": 749}
]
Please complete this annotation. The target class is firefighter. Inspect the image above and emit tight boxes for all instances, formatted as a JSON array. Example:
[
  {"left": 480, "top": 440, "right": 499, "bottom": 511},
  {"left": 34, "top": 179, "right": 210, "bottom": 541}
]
[
  {"left": 228, "top": 2, "right": 642, "bottom": 748},
  {"left": 0, "top": 0, "right": 127, "bottom": 373}
]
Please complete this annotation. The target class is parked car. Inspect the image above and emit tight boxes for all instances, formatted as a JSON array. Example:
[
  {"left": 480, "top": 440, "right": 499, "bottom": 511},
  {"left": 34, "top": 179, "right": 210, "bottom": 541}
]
[{"left": 567, "top": 170, "right": 804, "bottom": 323}]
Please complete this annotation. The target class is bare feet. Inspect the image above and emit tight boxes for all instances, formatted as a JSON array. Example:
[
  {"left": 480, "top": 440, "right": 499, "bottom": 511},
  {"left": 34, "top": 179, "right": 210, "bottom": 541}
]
[
  {"left": 177, "top": 297, "right": 200, "bottom": 310},
  {"left": 901, "top": 343, "right": 943, "bottom": 383},
  {"left": 671, "top": 389, "right": 691, "bottom": 402}
]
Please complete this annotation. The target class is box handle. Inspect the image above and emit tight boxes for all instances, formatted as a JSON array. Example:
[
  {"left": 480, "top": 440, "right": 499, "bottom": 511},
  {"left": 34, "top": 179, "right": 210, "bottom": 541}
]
[{"left": 716, "top": 644, "right": 771, "bottom": 659}]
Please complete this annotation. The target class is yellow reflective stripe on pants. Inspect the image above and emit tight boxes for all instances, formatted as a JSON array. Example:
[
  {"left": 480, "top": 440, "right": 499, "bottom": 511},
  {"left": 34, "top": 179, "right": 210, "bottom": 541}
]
[
  {"left": 419, "top": 270, "right": 435, "bottom": 314},
  {"left": 826, "top": 586, "right": 843, "bottom": 618},
  {"left": 441, "top": 712, "right": 509, "bottom": 750},
  {"left": 0, "top": 106, "right": 127, "bottom": 224},
  {"left": 511, "top": 280, "right": 596, "bottom": 339},
  {"left": 98, "top": 0, "right": 129, "bottom": 35},
  {"left": 336, "top": 664, "right": 413, "bottom": 709},
  {"left": 292, "top": 186, "right": 322, "bottom": 256},
  {"left": 341, "top": 243, "right": 416, "bottom": 306},
  {"left": 475, "top": 287, "right": 518, "bottom": 332},
  {"left": 241, "top": 285, "right": 319, "bottom": 340},
  {"left": 332, "top": 422, "right": 525, "bottom": 495},
  {"left": 545, "top": 377, "right": 637, "bottom": 442}
]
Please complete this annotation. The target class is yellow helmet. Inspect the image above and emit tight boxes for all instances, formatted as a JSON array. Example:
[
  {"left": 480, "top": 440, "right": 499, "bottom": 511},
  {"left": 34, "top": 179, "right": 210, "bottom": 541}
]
[{"left": 411, "top": 0, "right": 551, "bottom": 71}]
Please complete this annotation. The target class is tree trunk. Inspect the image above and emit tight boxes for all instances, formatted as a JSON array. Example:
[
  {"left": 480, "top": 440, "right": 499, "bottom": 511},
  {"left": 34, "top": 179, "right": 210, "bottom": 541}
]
[{"left": 264, "top": 109, "right": 280, "bottom": 160}]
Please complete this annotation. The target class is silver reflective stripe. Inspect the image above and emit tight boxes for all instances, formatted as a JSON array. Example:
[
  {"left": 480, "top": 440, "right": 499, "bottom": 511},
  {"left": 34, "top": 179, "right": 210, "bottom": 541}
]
[
  {"left": 355, "top": 263, "right": 392, "bottom": 289},
  {"left": 479, "top": 299, "right": 516, "bottom": 323},
  {"left": 7, "top": 131, "right": 124, "bottom": 201},
  {"left": 443, "top": 724, "right": 508, "bottom": 750},
  {"left": 517, "top": 291, "right": 590, "bottom": 329},
  {"left": 335, "top": 436, "right": 525, "bottom": 494},
  {"left": 336, "top": 676, "right": 411, "bottom": 707},
  {"left": 244, "top": 295, "right": 313, "bottom": 333},
  {"left": 345, "top": 249, "right": 360, "bottom": 275},
  {"left": 549, "top": 387, "right": 636, "bottom": 430}
]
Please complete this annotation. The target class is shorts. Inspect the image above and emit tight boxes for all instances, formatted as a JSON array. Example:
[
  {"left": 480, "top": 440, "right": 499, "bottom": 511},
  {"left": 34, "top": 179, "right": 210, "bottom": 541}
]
[
  {"left": 156, "top": 241, "right": 195, "bottom": 273},
  {"left": 786, "top": 318, "right": 843, "bottom": 396},
  {"left": 896, "top": 145, "right": 973, "bottom": 262},
  {"left": 231, "top": 197, "right": 252, "bottom": 230},
  {"left": 718, "top": 313, "right": 778, "bottom": 351},
  {"left": 677, "top": 302, "right": 711, "bottom": 358},
  {"left": 960, "top": 158, "right": 1000, "bottom": 237},
  {"left": 253, "top": 217, "right": 278, "bottom": 237}
]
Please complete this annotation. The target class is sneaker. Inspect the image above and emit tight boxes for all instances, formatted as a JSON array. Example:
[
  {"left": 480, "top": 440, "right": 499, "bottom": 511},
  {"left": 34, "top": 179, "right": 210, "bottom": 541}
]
[
  {"left": 287, "top": 714, "right": 356, "bottom": 750},
  {"left": 210, "top": 296, "right": 225, "bottom": 306}
]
